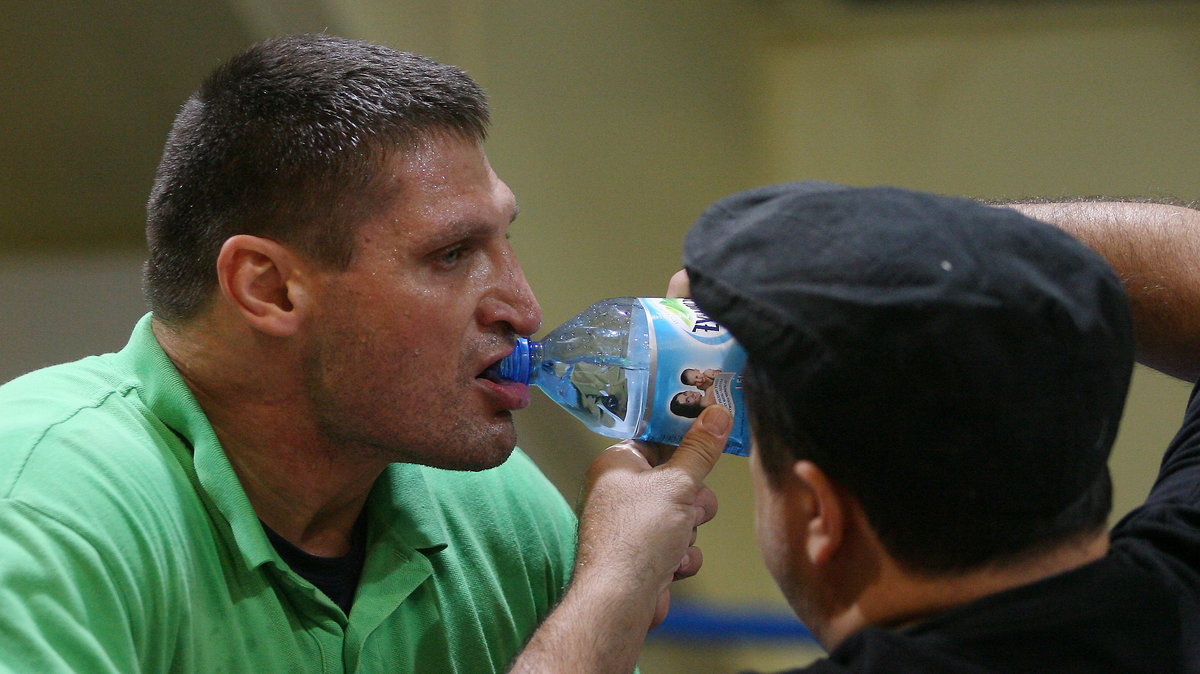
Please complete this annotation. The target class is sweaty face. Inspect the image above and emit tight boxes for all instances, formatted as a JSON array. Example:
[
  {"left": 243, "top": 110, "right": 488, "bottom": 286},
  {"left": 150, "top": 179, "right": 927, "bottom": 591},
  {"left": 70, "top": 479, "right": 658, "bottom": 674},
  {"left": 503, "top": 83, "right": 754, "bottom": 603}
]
[{"left": 302, "top": 133, "right": 541, "bottom": 470}]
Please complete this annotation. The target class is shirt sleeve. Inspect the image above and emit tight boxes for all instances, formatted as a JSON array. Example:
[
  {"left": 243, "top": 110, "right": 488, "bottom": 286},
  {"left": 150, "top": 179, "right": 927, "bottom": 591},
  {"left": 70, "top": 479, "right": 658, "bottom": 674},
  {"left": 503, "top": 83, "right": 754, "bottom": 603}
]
[
  {"left": 0, "top": 500, "right": 138, "bottom": 674},
  {"left": 1110, "top": 379, "right": 1200, "bottom": 590}
]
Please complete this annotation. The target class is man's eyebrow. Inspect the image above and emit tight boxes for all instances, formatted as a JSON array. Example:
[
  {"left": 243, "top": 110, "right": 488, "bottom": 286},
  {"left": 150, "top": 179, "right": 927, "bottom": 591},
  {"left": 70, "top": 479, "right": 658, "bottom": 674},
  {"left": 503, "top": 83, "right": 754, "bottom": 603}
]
[{"left": 511, "top": 201, "right": 521, "bottom": 224}]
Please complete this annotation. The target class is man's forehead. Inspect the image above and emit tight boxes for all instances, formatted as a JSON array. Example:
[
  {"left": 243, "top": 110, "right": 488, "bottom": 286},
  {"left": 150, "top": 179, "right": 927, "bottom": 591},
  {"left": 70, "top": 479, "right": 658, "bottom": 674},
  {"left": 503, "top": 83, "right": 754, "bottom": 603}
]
[
  {"left": 371, "top": 143, "right": 514, "bottom": 217},
  {"left": 368, "top": 182, "right": 517, "bottom": 252}
]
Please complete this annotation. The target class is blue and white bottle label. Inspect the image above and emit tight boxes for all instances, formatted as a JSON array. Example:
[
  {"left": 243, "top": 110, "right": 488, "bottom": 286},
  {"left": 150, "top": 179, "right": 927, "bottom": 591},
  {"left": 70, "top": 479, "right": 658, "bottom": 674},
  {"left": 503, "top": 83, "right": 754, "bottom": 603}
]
[{"left": 639, "top": 298, "right": 749, "bottom": 456}]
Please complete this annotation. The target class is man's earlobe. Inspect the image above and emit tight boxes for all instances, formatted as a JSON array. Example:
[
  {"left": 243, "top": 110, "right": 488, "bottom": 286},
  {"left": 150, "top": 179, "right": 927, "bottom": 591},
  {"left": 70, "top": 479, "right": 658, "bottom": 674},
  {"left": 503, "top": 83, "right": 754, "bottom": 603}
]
[
  {"left": 216, "top": 235, "right": 307, "bottom": 337},
  {"left": 795, "top": 461, "right": 845, "bottom": 567}
]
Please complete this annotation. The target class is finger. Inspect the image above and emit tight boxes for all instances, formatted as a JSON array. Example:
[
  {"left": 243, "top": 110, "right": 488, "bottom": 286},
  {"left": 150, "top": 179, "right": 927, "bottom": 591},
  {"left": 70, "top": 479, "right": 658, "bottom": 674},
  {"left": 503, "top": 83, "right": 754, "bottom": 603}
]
[
  {"left": 594, "top": 440, "right": 656, "bottom": 471},
  {"left": 663, "top": 405, "right": 731, "bottom": 482},
  {"left": 618, "top": 438, "right": 673, "bottom": 468},
  {"left": 693, "top": 485, "right": 718, "bottom": 526},
  {"left": 667, "top": 269, "right": 691, "bottom": 298},
  {"left": 581, "top": 443, "right": 656, "bottom": 501},
  {"left": 651, "top": 588, "right": 671, "bottom": 631},
  {"left": 674, "top": 546, "right": 704, "bottom": 580}
]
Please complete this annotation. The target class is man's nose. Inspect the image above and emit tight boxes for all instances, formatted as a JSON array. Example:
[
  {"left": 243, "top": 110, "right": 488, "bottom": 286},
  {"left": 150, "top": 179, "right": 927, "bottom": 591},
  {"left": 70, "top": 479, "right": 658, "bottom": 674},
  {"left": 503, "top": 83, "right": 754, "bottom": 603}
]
[{"left": 480, "top": 253, "right": 542, "bottom": 337}]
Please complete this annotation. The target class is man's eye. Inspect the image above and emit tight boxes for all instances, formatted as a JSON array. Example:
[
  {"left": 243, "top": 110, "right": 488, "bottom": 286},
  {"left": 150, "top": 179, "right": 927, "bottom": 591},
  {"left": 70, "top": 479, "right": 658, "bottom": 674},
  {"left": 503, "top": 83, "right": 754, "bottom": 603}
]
[{"left": 436, "top": 245, "right": 470, "bottom": 267}]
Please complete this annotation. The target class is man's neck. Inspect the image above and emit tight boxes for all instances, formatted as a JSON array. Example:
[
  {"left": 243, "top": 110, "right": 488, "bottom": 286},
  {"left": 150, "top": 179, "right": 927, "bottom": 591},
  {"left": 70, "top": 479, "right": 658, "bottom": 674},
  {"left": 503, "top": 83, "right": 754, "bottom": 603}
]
[
  {"left": 153, "top": 316, "right": 386, "bottom": 557},
  {"left": 821, "top": 531, "right": 1110, "bottom": 649},
  {"left": 214, "top": 424, "right": 382, "bottom": 557}
]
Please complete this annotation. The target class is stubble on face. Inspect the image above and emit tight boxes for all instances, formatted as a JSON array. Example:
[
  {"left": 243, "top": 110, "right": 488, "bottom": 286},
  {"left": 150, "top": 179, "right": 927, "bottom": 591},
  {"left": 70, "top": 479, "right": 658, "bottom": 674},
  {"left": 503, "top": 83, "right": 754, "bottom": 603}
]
[
  {"left": 302, "top": 321, "right": 519, "bottom": 471},
  {"left": 297, "top": 133, "right": 533, "bottom": 472}
]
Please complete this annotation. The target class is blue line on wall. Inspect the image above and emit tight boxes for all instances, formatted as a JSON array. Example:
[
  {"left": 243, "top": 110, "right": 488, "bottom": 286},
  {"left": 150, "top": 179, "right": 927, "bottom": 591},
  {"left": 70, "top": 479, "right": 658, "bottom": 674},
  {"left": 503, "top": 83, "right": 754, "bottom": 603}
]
[{"left": 649, "top": 600, "right": 816, "bottom": 643}]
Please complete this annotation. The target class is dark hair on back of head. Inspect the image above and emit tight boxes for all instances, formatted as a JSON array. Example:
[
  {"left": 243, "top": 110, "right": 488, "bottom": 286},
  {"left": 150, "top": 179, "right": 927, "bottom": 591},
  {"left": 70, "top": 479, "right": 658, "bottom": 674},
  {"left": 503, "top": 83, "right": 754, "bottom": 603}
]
[
  {"left": 743, "top": 358, "right": 1111, "bottom": 575},
  {"left": 144, "top": 33, "right": 490, "bottom": 324}
]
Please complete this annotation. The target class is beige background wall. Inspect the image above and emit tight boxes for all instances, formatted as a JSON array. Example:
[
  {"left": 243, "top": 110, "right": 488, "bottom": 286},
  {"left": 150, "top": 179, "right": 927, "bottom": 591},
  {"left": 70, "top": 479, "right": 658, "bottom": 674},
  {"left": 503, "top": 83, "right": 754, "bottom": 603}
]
[{"left": 3, "top": 1, "right": 1197, "bottom": 671}]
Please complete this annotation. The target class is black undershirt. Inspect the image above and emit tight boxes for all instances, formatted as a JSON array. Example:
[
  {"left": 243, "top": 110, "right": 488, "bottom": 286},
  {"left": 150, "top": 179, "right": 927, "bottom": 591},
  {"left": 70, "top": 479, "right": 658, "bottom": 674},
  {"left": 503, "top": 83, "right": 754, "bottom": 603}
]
[{"left": 262, "top": 514, "right": 369, "bottom": 615}]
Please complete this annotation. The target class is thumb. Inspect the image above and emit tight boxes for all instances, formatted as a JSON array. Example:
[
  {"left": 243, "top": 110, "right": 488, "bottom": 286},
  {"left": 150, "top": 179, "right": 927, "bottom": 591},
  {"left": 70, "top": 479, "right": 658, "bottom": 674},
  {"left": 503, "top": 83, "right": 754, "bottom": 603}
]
[
  {"left": 664, "top": 405, "right": 731, "bottom": 482},
  {"left": 667, "top": 269, "right": 692, "bottom": 298}
]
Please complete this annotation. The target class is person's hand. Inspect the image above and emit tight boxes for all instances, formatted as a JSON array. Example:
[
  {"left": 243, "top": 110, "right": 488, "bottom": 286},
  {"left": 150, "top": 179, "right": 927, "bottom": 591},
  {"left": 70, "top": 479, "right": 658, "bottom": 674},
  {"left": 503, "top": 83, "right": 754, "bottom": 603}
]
[
  {"left": 573, "top": 404, "right": 730, "bottom": 631},
  {"left": 667, "top": 269, "right": 691, "bottom": 298},
  {"left": 509, "top": 371, "right": 730, "bottom": 674}
]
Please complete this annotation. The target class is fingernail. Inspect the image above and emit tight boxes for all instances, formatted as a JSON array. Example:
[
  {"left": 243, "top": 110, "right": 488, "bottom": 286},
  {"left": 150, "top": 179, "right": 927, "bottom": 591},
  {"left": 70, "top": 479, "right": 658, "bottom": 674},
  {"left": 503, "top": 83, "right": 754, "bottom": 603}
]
[{"left": 702, "top": 406, "right": 732, "bottom": 436}]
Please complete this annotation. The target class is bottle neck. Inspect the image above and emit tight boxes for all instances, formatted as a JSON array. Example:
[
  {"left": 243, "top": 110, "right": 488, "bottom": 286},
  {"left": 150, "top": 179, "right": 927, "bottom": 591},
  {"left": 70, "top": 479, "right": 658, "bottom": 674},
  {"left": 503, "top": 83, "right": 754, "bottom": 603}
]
[
  {"left": 521, "top": 340, "right": 546, "bottom": 385},
  {"left": 527, "top": 340, "right": 544, "bottom": 371},
  {"left": 498, "top": 337, "right": 539, "bottom": 385}
]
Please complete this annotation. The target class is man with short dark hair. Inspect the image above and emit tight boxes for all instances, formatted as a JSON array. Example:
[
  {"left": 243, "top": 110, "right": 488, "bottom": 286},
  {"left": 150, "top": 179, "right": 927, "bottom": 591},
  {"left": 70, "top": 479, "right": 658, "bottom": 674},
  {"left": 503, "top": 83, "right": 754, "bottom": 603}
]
[
  {"left": 525, "top": 183, "right": 1200, "bottom": 672},
  {"left": 0, "top": 34, "right": 586, "bottom": 672}
]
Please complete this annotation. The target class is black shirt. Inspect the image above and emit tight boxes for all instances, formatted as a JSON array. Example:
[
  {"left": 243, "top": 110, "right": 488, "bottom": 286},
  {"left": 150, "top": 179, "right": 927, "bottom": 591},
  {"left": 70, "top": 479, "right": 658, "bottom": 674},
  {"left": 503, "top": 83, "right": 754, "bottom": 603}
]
[
  {"left": 262, "top": 513, "right": 369, "bottom": 616},
  {"left": 781, "top": 381, "right": 1200, "bottom": 673}
]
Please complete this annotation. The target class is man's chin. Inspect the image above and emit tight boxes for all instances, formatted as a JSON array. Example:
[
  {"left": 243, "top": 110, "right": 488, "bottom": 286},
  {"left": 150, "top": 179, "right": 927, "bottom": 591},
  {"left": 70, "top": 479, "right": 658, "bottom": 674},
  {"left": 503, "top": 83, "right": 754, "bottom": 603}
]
[
  {"left": 419, "top": 432, "right": 518, "bottom": 472},
  {"left": 381, "top": 416, "right": 519, "bottom": 471},
  {"left": 427, "top": 445, "right": 516, "bottom": 472}
]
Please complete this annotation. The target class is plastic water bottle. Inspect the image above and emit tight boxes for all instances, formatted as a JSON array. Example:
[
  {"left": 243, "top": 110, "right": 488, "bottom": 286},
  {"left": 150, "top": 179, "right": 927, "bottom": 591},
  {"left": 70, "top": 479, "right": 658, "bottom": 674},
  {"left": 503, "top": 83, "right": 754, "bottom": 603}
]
[{"left": 499, "top": 297, "right": 749, "bottom": 456}]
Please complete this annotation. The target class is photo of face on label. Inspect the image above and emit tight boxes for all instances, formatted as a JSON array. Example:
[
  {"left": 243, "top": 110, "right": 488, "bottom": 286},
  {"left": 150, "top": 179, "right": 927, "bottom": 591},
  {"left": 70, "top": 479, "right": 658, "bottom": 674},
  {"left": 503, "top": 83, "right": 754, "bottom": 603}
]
[
  {"left": 680, "top": 367, "right": 722, "bottom": 391},
  {"left": 669, "top": 387, "right": 715, "bottom": 418},
  {"left": 670, "top": 368, "right": 740, "bottom": 419}
]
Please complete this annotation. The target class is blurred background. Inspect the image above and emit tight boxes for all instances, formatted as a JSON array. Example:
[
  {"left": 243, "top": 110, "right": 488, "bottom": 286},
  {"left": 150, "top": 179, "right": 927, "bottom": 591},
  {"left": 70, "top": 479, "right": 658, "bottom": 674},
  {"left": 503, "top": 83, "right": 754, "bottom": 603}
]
[{"left": 2, "top": 0, "right": 1198, "bottom": 670}]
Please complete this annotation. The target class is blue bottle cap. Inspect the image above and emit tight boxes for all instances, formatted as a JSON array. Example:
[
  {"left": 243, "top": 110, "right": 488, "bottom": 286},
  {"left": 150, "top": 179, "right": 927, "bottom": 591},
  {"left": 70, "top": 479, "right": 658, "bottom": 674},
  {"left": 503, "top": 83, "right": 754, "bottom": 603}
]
[{"left": 498, "top": 337, "right": 532, "bottom": 384}]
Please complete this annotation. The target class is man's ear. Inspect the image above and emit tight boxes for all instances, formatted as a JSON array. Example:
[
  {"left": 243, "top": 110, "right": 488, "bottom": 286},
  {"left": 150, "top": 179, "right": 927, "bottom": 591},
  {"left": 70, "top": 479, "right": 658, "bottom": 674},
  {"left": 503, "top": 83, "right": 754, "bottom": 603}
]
[
  {"left": 794, "top": 461, "right": 846, "bottom": 567},
  {"left": 216, "top": 234, "right": 310, "bottom": 337}
]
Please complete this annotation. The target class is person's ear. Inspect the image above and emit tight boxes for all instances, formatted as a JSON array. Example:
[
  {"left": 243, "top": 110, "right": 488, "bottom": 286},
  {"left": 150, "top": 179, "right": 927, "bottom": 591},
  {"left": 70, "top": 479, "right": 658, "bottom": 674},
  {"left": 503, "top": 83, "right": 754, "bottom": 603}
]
[
  {"left": 794, "top": 460, "right": 846, "bottom": 567},
  {"left": 216, "top": 234, "right": 310, "bottom": 337}
]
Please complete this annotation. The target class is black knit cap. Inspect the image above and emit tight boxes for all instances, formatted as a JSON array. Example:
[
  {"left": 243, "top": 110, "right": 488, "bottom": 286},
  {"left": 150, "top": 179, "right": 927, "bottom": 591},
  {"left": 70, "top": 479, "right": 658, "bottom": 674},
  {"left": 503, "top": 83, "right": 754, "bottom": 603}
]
[{"left": 683, "top": 181, "right": 1134, "bottom": 517}]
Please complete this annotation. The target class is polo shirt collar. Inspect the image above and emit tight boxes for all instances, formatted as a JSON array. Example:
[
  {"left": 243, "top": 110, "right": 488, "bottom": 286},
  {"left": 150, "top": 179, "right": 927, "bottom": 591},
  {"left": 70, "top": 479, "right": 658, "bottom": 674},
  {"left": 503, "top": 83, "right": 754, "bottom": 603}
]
[
  {"left": 369, "top": 463, "right": 449, "bottom": 554},
  {"left": 117, "top": 314, "right": 278, "bottom": 569},
  {"left": 117, "top": 313, "right": 448, "bottom": 570}
]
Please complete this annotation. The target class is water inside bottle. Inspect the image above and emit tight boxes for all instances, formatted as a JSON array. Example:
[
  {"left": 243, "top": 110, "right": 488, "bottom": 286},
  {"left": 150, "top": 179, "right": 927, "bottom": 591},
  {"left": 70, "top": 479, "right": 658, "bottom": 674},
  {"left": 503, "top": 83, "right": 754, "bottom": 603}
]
[
  {"left": 536, "top": 362, "right": 649, "bottom": 437},
  {"left": 534, "top": 298, "right": 652, "bottom": 438}
]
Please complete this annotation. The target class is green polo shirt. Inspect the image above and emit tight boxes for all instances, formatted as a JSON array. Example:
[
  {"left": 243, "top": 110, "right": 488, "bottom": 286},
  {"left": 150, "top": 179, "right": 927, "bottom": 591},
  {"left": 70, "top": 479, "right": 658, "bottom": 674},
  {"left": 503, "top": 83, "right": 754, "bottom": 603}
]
[{"left": 0, "top": 314, "right": 577, "bottom": 673}]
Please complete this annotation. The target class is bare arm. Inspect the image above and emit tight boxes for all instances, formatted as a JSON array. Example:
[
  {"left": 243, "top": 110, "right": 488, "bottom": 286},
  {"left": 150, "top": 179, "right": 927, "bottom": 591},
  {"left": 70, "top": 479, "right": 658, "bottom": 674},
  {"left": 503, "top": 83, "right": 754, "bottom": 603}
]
[
  {"left": 509, "top": 406, "right": 730, "bottom": 674},
  {"left": 1004, "top": 200, "right": 1200, "bottom": 382}
]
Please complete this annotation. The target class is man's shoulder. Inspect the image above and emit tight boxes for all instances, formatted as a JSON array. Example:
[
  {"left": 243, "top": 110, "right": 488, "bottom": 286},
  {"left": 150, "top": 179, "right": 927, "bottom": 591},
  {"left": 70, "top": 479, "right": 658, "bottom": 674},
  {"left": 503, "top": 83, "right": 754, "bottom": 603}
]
[
  {"left": 0, "top": 353, "right": 127, "bottom": 415},
  {"left": 1111, "top": 378, "right": 1200, "bottom": 577},
  {"left": 812, "top": 560, "right": 1186, "bottom": 674},
  {"left": 0, "top": 315, "right": 166, "bottom": 444},
  {"left": 1, "top": 354, "right": 190, "bottom": 527}
]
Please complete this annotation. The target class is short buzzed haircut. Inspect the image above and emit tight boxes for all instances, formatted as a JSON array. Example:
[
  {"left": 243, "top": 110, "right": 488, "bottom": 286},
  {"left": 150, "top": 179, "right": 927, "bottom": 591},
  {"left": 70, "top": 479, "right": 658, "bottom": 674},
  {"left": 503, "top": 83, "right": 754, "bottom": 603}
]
[{"left": 144, "top": 34, "right": 490, "bottom": 324}]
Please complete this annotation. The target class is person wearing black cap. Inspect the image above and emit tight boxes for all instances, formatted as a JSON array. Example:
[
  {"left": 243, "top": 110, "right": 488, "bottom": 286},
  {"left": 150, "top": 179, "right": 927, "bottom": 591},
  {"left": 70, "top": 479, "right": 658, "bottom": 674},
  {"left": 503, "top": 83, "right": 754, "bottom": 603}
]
[
  {"left": 514, "top": 182, "right": 1200, "bottom": 672},
  {"left": 676, "top": 182, "right": 1196, "bottom": 672}
]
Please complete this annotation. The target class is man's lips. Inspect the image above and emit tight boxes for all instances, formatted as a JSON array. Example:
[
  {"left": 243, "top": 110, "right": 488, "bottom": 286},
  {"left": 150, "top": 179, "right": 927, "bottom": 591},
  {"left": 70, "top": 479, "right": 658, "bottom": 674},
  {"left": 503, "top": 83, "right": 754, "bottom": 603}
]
[{"left": 478, "top": 360, "right": 531, "bottom": 410}]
